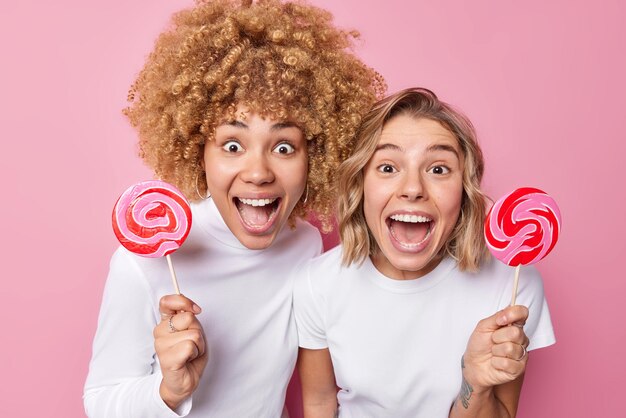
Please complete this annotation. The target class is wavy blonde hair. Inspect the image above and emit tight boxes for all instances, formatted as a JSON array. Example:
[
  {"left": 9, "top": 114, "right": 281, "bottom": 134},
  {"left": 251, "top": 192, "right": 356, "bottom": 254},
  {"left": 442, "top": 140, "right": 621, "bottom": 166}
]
[
  {"left": 124, "top": 0, "right": 386, "bottom": 231},
  {"left": 338, "top": 87, "right": 489, "bottom": 271}
]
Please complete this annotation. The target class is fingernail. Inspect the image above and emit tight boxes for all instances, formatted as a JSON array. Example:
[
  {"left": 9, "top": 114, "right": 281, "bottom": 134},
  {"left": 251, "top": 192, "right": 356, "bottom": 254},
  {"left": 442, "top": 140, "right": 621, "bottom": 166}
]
[
  {"left": 192, "top": 304, "right": 202, "bottom": 314},
  {"left": 496, "top": 314, "right": 507, "bottom": 326}
]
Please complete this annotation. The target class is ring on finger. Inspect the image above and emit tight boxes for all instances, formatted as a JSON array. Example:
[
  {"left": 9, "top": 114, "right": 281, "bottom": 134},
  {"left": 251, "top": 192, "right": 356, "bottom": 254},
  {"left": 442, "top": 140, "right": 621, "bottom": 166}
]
[
  {"left": 516, "top": 343, "right": 527, "bottom": 361},
  {"left": 168, "top": 315, "right": 179, "bottom": 333}
]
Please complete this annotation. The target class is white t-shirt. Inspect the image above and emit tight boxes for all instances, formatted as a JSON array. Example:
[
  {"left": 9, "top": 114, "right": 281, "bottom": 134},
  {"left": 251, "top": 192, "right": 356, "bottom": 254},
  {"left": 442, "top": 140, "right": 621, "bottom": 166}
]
[
  {"left": 294, "top": 246, "right": 555, "bottom": 418},
  {"left": 84, "top": 198, "right": 322, "bottom": 418}
]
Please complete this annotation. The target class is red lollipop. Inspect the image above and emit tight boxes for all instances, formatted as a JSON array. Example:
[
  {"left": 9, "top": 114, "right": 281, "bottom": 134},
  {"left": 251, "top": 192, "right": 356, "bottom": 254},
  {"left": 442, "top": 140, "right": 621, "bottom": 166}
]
[
  {"left": 113, "top": 180, "right": 192, "bottom": 294},
  {"left": 485, "top": 187, "right": 561, "bottom": 305}
]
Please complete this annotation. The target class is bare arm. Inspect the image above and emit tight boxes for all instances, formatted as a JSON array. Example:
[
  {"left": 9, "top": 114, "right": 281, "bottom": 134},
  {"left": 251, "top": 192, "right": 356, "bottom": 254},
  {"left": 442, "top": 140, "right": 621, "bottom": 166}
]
[
  {"left": 297, "top": 348, "right": 338, "bottom": 418},
  {"left": 450, "top": 305, "right": 530, "bottom": 418},
  {"left": 450, "top": 362, "right": 525, "bottom": 418}
]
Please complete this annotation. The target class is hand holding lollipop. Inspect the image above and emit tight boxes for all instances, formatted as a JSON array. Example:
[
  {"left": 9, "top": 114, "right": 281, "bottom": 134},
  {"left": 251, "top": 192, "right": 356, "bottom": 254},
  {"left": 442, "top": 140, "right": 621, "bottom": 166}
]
[
  {"left": 484, "top": 187, "right": 561, "bottom": 305},
  {"left": 112, "top": 180, "right": 192, "bottom": 294},
  {"left": 460, "top": 187, "right": 561, "bottom": 397},
  {"left": 113, "top": 181, "right": 206, "bottom": 408}
]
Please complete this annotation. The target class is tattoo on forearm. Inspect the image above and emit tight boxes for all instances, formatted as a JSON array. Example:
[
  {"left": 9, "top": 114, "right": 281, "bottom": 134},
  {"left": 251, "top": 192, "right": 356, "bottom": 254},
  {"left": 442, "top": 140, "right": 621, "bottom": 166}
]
[{"left": 457, "top": 355, "right": 473, "bottom": 409}]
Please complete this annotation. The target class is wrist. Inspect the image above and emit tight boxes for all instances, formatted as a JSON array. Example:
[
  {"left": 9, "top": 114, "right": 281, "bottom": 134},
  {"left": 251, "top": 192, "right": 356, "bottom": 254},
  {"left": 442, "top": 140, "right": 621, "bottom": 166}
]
[
  {"left": 461, "top": 354, "right": 495, "bottom": 394},
  {"left": 159, "top": 381, "right": 189, "bottom": 411},
  {"left": 455, "top": 377, "right": 496, "bottom": 414},
  {"left": 458, "top": 355, "right": 495, "bottom": 404},
  {"left": 467, "top": 384, "right": 494, "bottom": 399},
  {"left": 462, "top": 372, "right": 495, "bottom": 397}
]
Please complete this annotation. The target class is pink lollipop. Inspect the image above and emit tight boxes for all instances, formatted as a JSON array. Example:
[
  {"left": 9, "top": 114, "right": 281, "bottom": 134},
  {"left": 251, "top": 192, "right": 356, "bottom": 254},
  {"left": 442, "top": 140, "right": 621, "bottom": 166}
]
[
  {"left": 485, "top": 187, "right": 561, "bottom": 305},
  {"left": 113, "top": 180, "right": 192, "bottom": 294}
]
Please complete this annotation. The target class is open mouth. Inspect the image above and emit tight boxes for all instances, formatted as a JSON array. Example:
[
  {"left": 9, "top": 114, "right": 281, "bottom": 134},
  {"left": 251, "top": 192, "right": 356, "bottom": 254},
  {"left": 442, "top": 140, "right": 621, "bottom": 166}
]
[
  {"left": 234, "top": 197, "right": 281, "bottom": 232},
  {"left": 387, "top": 213, "right": 434, "bottom": 250}
]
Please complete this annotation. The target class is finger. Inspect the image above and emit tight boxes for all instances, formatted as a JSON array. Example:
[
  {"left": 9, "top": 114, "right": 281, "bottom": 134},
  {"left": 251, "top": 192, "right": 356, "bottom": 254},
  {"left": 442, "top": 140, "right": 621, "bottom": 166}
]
[
  {"left": 170, "top": 311, "right": 197, "bottom": 332},
  {"left": 154, "top": 312, "right": 203, "bottom": 338},
  {"left": 189, "top": 349, "right": 210, "bottom": 375},
  {"left": 491, "top": 355, "right": 526, "bottom": 377},
  {"left": 492, "top": 324, "right": 526, "bottom": 345},
  {"left": 492, "top": 341, "right": 526, "bottom": 360},
  {"left": 475, "top": 306, "right": 521, "bottom": 333},
  {"left": 475, "top": 310, "right": 506, "bottom": 333},
  {"left": 159, "top": 294, "right": 202, "bottom": 318},
  {"left": 155, "top": 328, "right": 206, "bottom": 357},
  {"left": 162, "top": 339, "right": 201, "bottom": 369},
  {"left": 495, "top": 305, "right": 529, "bottom": 327}
]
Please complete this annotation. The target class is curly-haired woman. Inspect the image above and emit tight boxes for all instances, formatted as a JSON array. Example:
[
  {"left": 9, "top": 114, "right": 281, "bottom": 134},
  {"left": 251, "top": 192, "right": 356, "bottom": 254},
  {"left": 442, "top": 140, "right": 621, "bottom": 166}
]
[{"left": 84, "top": 1, "right": 384, "bottom": 416}]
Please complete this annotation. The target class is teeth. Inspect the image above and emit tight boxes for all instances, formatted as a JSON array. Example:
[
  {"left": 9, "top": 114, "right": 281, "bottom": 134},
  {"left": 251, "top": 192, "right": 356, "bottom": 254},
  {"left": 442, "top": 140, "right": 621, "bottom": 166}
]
[
  {"left": 390, "top": 214, "right": 432, "bottom": 223},
  {"left": 238, "top": 198, "right": 277, "bottom": 207}
]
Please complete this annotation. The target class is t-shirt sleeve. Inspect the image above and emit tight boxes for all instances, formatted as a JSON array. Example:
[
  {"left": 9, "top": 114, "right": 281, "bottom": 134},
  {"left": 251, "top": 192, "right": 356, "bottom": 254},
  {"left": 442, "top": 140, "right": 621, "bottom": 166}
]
[
  {"left": 510, "top": 265, "right": 556, "bottom": 352},
  {"left": 293, "top": 260, "right": 328, "bottom": 349},
  {"left": 83, "top": 248, "right": 192, "bottom": 417}
]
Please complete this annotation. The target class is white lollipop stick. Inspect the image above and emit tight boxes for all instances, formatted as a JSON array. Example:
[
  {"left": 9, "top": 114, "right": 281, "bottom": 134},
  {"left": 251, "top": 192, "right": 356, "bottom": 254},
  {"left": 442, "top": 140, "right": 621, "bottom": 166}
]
[
  {"left": 510, "top": 265, "right": 520, "bottom": 306},
  {"left": 166, "top": 254, "right": 182, "bottom": 295}
]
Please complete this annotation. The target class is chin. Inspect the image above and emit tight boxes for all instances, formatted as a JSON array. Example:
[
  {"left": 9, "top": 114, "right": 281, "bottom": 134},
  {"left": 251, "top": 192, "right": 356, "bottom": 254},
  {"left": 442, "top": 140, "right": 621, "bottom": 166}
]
[
  {"left": 379, "top": 243, "right": 443, "bottom": 278},
  {"left": 391, "top": 256, "right": 431, "bottom": 273}
]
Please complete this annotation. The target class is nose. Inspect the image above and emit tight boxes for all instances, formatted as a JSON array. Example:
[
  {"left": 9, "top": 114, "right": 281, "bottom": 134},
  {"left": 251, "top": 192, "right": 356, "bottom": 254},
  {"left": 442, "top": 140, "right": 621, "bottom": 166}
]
[
  {"left": 398, "top": 170, "right": 426, "bottom": 201},
  {"left": 240, "top": 154, "right": 275, "bottom": 185}
]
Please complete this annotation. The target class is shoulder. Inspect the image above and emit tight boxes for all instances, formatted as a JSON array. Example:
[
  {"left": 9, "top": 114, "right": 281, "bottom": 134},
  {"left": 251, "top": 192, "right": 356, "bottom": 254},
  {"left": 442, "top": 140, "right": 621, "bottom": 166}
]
[
  {"left": 476, "top": 257, "right": 547, "bottom": 306},
  {"left": 295, "top": 245, "right": 358, "bottom": 293},
  {"left": 98, "top": 247, "right": 163, "bottom": 319},
  {"left": 293, "top": 246, "right": 348, "bottom": 312},
  {"left": 108, "top": 246, "right": 144, "bottom": 279},
  {"left": 476, "top": 257, "right": 543, "bottom": 284},
  {"left": 516, "top": 264, "right": 547, "bottom": 306},
  {"left": 306, "top": 245, "right": 345, "bottom": 276},
  {"left": 485, "top": 258, "right": 545, "bottom": 294},
  {"left": 106, "top": 246, "right": 167, "bottom": 295}
]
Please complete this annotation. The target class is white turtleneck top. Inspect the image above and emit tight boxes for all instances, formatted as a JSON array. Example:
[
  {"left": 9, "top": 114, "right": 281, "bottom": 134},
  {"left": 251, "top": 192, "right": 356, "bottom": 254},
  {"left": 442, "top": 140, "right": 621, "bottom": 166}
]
[{"left": 84, "top": 198, "right": 322, "bottom": 417}]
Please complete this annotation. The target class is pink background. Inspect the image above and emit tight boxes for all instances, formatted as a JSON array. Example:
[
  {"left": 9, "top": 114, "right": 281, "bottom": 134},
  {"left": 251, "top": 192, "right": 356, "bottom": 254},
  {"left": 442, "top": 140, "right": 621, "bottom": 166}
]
[{"left": 1, "top": 0, "right": 624, "bottom": 416}]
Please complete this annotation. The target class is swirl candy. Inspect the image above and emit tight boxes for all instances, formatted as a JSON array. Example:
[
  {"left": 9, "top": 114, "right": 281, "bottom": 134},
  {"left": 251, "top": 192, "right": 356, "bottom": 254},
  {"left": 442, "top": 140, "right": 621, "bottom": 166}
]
[
  {"left": 112, "top": 180, "right": 192, "bottom": 294},
  {"left": 485, "top": 187, "right": 561, "bottom": 266},
  {"left": 113, "top": 180, "right": 192, "bottom": 257},
  {"left": 485, "top": 187, "right": 561, "bottom": 305}
]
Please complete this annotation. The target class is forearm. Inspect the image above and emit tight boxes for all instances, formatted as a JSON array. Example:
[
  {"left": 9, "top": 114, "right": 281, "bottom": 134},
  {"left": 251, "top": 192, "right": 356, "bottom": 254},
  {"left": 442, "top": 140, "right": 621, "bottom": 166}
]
[
  {"left": 298, "top": 348, "right": 339, "bottom": 418},
  {"left": 302, "top": 397, "right": 338, "bottom": 418},
  {"left": 84, "top": 373, "right": 191, "bottom": 418},
  {"left": 449, "top": 383, "right": 511, "bottom": 418}
]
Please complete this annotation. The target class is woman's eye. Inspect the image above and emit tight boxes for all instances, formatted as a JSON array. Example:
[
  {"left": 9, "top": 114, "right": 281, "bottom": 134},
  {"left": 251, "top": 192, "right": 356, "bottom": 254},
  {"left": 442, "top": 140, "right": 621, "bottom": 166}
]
[
  {"left": 428, "top": 165, "right": 450, "bottom": 175},
  {"left": 377, "top": 164, "right": 397, "bottom": 174},
  {"left": 222, "top": 140, "right": 243, "bottom": 153},
  {"left": 273, "top": 143, "right": 295, "bottom": 155}
]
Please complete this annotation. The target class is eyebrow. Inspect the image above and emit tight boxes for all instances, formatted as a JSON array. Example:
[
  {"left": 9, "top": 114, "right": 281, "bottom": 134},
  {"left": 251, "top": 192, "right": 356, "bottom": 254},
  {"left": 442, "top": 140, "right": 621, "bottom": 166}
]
[
  {"left": 224, "top": 120, "right": 248, "bottom": 129},
  {"left": 271, "top": 121, "right": 300, "bottom": 131},
  {"left": 374, "top": 142, "right": 461, "bottom": 159},
  {"left": 222, "top": 120, "right": 300, "bottom": 131},
  {"left": 375, "top": 143, "right": 404, "bottom": 152},
  {"left": 426, "top": 144, "right": 460, "bottom": 159}
]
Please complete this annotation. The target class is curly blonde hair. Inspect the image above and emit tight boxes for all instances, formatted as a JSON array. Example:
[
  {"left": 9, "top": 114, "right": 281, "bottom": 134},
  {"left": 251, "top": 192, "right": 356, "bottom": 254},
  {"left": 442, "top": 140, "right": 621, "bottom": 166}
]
[
  {"left": 124, "top": 0, "right": 386, "bottom": 231},
  {"left": 338, "top": 88, "right": 489, "bottom": 271}
]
